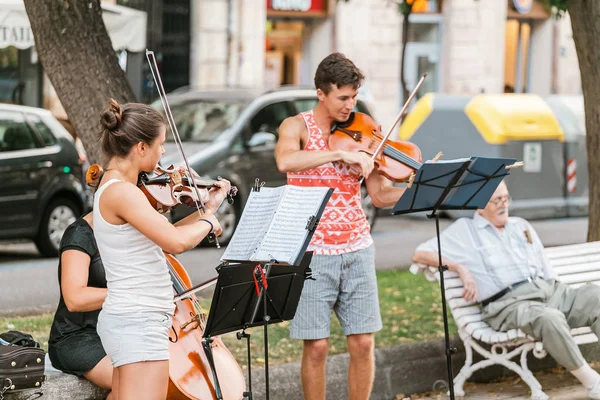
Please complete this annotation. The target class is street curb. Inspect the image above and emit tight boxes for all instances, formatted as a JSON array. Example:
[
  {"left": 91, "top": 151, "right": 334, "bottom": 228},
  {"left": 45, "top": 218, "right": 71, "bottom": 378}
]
[{"left": 8, "top": 336, "right": 600, "bottom": 400}]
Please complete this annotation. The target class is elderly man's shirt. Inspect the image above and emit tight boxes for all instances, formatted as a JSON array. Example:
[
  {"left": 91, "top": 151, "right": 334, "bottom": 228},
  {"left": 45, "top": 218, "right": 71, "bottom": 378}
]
[{"left": 416, "top": 213, "right": 557, "bottom": 302}]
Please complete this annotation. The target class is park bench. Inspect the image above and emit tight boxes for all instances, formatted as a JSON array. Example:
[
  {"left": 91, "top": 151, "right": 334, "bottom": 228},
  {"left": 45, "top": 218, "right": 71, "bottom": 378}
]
[{"left": 410, "top": 240, "right": 600, "bottom": 400}]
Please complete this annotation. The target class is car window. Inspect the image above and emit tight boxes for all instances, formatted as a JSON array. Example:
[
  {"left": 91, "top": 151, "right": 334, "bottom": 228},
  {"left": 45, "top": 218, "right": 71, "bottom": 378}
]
[
  {"left": 167, "top": 100, "right": 248, "bottom": 142},
  {"left": 295, "top": 99, "right": 318, "bottom": 113},
  {"left": 26, "top": 114, "right": 57, "bottom": 146},
  {"left": 0, "top": 111, "right": 39, "bottom": 152},
  {"left": 294, "top": 98, "right": 370, "bottom": 115},
  {"left": 249, "top": 101, "right": 294, "bottom": 139}
]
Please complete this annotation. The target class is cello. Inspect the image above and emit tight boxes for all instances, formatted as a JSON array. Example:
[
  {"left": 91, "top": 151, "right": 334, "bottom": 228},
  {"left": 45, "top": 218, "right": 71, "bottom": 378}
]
[{"left": 86, "top": 164, "right": 246, "bottom": 400}]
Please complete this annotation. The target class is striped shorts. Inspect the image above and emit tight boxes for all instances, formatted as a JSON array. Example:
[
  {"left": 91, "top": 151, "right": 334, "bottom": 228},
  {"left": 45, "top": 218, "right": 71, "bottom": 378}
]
[{"left": 290, "top": 244, "right": 382, "bottom": 340}]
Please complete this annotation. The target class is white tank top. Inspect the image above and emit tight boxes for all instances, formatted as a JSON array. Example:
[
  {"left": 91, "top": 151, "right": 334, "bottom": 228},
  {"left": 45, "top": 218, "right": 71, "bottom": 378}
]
[{"left": 93, "top": 179, "right": 175, "bottom": 316}]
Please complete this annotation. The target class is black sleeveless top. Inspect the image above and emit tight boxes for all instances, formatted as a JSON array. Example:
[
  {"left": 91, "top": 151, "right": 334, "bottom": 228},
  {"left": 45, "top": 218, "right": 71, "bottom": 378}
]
[{"left": 49, "top": 218, "right": 106, "bottom": 344}]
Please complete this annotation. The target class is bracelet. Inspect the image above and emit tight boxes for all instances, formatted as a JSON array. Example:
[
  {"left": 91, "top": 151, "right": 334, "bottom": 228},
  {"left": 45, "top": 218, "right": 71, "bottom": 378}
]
[{"left": 199, "top": 218, "right": 214, "bottom": 234}]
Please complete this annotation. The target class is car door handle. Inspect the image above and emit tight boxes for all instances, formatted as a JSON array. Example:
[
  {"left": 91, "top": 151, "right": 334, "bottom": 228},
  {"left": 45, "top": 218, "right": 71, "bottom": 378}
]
[{"left": 37, "top": 161, "right": 53, "bottom": 168}]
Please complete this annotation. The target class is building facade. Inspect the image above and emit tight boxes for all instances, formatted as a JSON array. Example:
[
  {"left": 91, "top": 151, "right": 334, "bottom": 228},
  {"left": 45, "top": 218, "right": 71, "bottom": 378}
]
[{"left": 187, "top": 0, "right": 582, "bottom": 131}]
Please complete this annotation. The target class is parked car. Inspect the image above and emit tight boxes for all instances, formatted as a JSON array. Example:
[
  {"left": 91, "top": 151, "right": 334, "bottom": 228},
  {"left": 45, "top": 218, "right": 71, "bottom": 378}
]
[
  {"left": 153, "top": 86, "right": 378, "bottom": 245},
  {"left": 0, "top": 104, "right": 91, "bottom": 257}
]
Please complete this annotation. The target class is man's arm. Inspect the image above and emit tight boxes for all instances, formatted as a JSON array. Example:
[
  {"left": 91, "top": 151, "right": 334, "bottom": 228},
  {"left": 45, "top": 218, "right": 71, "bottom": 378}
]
[
  {"left": 364, "top": 171, "right": 406, "bottom": 208},
  {"left": 412, "top": 249, "right": 478, "bottom": 302},
  {"left": 275, "top": 116, "right": 375, "bottom": 176}
]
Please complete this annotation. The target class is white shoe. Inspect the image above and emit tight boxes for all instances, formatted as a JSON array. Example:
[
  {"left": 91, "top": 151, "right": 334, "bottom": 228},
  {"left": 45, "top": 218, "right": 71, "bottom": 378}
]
[{"left": 588, "top": 379, "right": 600, "bottom": 400}]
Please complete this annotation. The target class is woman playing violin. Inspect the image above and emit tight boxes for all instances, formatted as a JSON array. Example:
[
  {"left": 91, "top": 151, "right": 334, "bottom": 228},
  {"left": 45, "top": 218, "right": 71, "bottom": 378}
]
[{"left": 93, "top": 98, "right": 230, "bottom": 400}]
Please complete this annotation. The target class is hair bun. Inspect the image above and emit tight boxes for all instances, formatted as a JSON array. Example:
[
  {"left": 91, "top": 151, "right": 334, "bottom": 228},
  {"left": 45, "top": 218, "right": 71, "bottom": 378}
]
[{"left": 100, "top": 98, "right": 123, "bottom": 131}]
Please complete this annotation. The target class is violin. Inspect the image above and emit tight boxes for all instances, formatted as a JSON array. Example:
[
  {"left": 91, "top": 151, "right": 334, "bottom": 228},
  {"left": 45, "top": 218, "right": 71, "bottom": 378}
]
[
  {"left": 329, "top": 73, "right": 433, "bottom": 187},
  {"left": 329, "top": 111, "right": 422, "bottom": 183},
  {"left": 87, "top": 163, "right": 238, "bottom": 215},
  {"left": 138, "top": 164, "right": 238, "bottom": 214}
]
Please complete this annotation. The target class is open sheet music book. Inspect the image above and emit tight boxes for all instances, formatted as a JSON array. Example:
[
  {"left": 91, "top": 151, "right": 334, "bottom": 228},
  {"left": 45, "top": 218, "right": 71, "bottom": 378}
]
[{"left": 221, "top": 185, "right": 333, "bottom": 266}]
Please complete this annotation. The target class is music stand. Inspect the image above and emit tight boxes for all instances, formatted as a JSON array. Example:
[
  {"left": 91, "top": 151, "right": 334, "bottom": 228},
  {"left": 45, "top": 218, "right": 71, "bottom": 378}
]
[
  {"left": 391, "top": 156, "right": 518, "bottom": 400},
  {"left": 202, "top": 252, "right": 313, "bottom": 400}
]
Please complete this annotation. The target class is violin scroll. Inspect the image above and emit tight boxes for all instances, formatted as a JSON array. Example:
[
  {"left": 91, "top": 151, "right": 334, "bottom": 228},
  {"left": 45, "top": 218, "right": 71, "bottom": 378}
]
[{"left": 85, "top": 164, "right": 104, "bottom": 189}]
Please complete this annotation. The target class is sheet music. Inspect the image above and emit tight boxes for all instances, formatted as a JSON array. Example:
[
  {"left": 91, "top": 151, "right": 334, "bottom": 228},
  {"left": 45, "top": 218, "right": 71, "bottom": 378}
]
[
  {"left": 220, "top": 186, "right": 283, "bottom": 261},
  {"left": 253, "top": 186, "right": 330, "bottom": 264}
]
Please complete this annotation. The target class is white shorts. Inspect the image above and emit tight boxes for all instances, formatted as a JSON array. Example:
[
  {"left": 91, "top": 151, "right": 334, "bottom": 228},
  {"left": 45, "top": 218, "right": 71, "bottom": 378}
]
[{"left": 97, "top": 310, "right": 172, "bottom": 368}]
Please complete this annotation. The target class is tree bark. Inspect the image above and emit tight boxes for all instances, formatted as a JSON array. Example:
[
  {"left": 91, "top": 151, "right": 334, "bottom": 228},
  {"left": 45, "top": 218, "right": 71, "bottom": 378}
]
[
  {"left": 24, "top": 0, "right": 136, "bottom": 165},
  {"left": 566, "top": 0, "right": 600, "bottom": 241}
]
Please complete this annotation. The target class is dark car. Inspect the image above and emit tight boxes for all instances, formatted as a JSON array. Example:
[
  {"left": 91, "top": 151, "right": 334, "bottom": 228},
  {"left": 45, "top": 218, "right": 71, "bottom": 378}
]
[
  {"left": 154, "top": 86, "right": 377, "bottom": 244},
  {"left": 0, "top": 104, "right": 91, "bottom": 257}
]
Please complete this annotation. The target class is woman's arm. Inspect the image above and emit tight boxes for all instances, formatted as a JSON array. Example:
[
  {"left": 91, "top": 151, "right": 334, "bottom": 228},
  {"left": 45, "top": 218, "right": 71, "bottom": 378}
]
[
  {"left": 102, "top": 182, "right": 222, "bottom": 254},
  {"left": 61, "top": 250, "right": 107, "bottom": 312}
]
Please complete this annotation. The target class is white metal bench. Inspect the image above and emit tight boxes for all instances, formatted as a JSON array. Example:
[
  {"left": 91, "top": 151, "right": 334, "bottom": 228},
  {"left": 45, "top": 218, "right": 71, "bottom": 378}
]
[{"left": 410, "top": 240, "right": 600, "bottom": 400}]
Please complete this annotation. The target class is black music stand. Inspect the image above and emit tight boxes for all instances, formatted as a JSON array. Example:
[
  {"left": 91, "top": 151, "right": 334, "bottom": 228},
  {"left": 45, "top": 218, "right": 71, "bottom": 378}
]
[
  {"left": 202, "top": 252, "right": 313, "bottom": 400},
  {"left": 391, "top": 156, "right": 517, "bottom": 400}
]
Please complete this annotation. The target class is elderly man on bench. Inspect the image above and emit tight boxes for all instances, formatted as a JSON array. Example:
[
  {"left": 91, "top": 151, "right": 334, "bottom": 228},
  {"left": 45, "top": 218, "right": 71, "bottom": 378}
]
[{"left": 412, "top": 180, "right": 600, "bottom": 399}]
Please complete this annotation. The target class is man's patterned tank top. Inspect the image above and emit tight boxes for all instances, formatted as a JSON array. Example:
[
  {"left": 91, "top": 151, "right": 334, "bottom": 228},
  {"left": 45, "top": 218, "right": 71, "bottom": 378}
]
[{"left": 287, "top": 110, "right": 373, "bottom": 255}]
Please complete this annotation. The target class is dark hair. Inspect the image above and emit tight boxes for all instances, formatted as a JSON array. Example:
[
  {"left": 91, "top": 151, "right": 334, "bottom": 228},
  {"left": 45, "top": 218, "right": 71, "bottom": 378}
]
[
  {"left": 99, "top": 98, "right": 166, "bottom": 160},
  {"left": 314, "top": 52, "right": 365, "bottom": 95}
]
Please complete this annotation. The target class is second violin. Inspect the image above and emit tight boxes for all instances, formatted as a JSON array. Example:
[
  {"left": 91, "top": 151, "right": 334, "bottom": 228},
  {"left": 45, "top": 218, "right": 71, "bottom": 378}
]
[{"left": 329, "top": 111, "right": 422, "bottom": 184}]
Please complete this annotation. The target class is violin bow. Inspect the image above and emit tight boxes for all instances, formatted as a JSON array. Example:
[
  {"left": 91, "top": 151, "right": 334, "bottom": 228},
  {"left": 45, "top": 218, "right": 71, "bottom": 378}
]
[
  {"left": 360, "top": 73, "right": 428, "bottom": 185},
  {"left": 145, "top": 50, "right": 221, "bottom": 248}
]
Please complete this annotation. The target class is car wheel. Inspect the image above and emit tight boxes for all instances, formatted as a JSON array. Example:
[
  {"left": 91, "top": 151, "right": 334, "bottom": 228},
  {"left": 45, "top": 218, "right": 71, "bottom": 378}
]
[
  {"left": 361, "top": 185, "right": 377, "bottom": 229},
  {"left": 212, "top": 199, "right": 239, "bottom": 246},
  {"left": 35, "top": 197, "right": 80, "bottom": 257}
]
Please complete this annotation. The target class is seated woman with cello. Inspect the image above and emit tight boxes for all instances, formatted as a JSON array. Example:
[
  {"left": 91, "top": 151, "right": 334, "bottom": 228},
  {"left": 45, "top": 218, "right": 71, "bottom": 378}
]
[
  {"left": 93, "top": 98, "right": 229, "bottom": 400},
  {"left": 48, "top": 210, "right": 113, "bottom": 399}
]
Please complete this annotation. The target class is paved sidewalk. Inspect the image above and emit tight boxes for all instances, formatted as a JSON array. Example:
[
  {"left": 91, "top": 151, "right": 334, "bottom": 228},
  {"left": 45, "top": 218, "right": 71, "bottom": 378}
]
[{"left": 408, "top": 364, "right": 600, "bottom": 399}]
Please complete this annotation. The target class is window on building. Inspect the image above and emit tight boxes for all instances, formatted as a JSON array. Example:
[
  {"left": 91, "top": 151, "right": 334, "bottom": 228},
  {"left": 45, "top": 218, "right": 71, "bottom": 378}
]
[{"left": 504, "top": 19, "right": 532, "bottom": 93}]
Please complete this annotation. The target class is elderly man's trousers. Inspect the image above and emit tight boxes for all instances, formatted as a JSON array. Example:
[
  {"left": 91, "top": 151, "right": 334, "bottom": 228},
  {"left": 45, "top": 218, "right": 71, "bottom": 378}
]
[{"left": 481, "top": 278, "right": 600, "bottom": 371}]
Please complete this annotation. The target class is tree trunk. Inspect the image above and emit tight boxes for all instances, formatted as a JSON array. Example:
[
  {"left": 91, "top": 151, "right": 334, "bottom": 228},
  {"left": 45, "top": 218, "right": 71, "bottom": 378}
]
[
  {"left": 23, "top": 0, "right": 136, "bottom": 165},
  {"left": 400, "top": 12, "right": 411, "bottom": 104},
  {"left": 566, "top": 0, "right": 600, "bottom": 241}
]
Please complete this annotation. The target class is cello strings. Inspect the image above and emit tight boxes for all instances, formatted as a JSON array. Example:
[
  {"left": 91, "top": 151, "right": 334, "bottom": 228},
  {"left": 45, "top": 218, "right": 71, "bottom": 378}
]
[{"left": 167, "top": 257, "right": 208, "bottom": 326}]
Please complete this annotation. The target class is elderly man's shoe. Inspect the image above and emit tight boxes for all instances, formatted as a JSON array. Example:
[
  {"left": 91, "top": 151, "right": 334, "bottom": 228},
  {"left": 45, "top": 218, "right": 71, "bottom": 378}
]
[{"left": 589, "top": 379, "right": 600, "bottom": 399}]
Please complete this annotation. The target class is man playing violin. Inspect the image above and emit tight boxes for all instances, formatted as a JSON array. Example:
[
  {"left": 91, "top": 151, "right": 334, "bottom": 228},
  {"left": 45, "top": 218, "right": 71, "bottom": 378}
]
[{"left": 275, "top": 52, "right": 406, "bottom": 400}]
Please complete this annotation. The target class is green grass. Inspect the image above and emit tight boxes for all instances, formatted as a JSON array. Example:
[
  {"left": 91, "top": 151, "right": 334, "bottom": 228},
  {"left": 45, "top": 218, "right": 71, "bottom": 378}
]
[{"left": 1, "top": 270, "right": 457, "bottom": 369}]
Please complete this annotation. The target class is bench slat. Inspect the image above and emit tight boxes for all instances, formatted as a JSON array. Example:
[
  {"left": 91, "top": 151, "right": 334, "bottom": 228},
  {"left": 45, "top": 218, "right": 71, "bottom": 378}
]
[
  {"left": 545, "top": 242, "right": 600, "bottom": 258},
  {"left": 554, "top": 261, "right": 600, "bottom": 276},
  {"left": 552, "top": 254, "right": 600, "bottom": 268},
  {"left": 574, "top": 332, "right": 599, "bottom": 345},
  {"left": 560, "top": 271, "right": 600, "bottom": 285}
]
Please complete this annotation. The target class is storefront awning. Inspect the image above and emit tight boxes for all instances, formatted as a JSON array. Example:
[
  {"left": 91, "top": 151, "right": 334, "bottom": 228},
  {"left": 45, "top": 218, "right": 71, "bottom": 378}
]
[{"left": 0, "top": 0, "right": 147, "bottom": 52}]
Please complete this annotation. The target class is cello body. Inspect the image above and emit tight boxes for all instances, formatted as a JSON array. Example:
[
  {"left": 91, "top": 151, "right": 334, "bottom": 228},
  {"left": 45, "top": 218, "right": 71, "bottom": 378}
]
[{"left": 165, "top": 253, "right": 246, "bottom": 400}]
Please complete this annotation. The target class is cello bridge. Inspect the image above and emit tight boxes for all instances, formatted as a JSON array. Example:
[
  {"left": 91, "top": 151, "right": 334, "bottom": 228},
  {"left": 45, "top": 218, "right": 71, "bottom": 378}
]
[{"left": 181, "top": 313, "right": 204, "bottom": 331}]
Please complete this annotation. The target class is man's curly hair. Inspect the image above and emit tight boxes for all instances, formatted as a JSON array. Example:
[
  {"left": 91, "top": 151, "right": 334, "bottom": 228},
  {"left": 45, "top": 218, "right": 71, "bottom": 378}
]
[{"left": 314, "top": 52, "right": 365, "bottom": 95}]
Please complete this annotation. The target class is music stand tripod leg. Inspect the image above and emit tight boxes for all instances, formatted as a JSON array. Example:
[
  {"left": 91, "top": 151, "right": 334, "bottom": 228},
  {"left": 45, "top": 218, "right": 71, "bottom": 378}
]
[
  {"left": 202, "top": 336, "right": 224, "bottom": 399},
  {"left": 236, "top": 329, "right": 253, "bottom": 399},
  {"left": 427, "top": 211, "right": 457, "bottom": 400}
]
